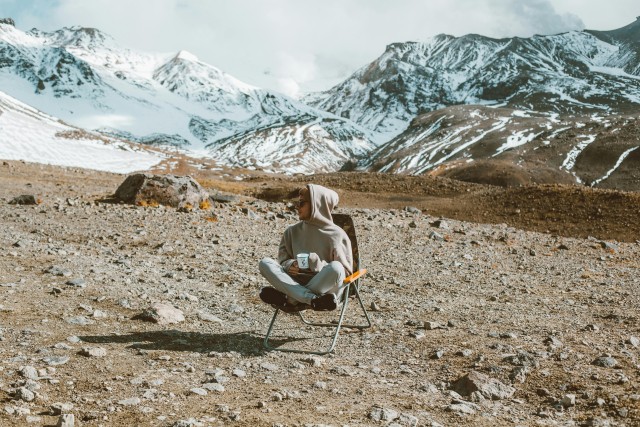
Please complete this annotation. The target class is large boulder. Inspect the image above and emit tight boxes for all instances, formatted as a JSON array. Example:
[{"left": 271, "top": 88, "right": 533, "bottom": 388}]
[{"left": 114, "top": 174, "right": 210, "bottom": 209}]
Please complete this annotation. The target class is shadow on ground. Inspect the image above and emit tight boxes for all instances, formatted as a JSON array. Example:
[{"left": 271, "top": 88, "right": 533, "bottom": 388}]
[{"left": 79, "top": 330, "right": 304, "bottom": 356}]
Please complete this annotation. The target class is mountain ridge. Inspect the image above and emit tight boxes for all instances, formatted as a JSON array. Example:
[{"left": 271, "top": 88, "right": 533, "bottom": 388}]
[
  {"left": 1, "top": 17, "right": 639, "bottom": 188},
  {"left": 0, "top": 19, "right": 373, "bottom": 173},
  {"left": 305, "top": 22, "right": 640, "bottom": 139},
  {"left": 302, "top": 19, "right": 640, "bottom": 189}
]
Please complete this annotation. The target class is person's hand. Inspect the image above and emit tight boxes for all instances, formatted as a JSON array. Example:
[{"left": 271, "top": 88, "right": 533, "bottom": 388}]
[
  {"left": 288, "top": 261, "right": 300, "bottom": 276},
  {"left": 308, "top": 253, "right": 321, "bottom": 271}
]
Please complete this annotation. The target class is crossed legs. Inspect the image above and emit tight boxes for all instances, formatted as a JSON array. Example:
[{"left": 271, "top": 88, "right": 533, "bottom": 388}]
[{"left": 259, "top": 258, "right": 346, "bottom": 305}]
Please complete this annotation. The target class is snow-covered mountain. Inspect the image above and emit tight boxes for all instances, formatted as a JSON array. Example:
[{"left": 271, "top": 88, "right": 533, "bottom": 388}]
[
  {"left": 2, "top": 16, "right": 640, "bottom": 185},
  {"left": 305, "top": 18, "right": 640, "bottom": 143},
  {"left": 0, "top": 18, "right": 373, "bottom": 174},
  {"left": 300, "top": 17, "right": 640, "bottom": 189}
]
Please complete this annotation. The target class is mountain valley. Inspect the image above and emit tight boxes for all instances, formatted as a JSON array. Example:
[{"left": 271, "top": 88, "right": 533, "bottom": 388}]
[{"left": 1, "top": 17, "right": 640, "bottom": 188}]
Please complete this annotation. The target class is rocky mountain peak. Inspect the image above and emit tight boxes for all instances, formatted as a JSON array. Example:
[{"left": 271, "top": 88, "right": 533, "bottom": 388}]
[
  {"left": 24, "top": 25, "right": 113, "bottom": 52},
  {"left": 0, "top": 18, "right": 15, "bottom": 27},
  {"left": 3, "top": 18, "right": 640, "bottom": 178},
  {"left": 586, "top": 17, "right": 640, "bottom": 45},
  {"left": 174, "top": 50, "right": 199, "bottom": 62}
]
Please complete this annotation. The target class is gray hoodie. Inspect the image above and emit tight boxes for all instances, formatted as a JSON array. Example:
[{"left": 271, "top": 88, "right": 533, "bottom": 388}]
[{"left": 278, "top": 184, "right": 353, "bottom": 276}]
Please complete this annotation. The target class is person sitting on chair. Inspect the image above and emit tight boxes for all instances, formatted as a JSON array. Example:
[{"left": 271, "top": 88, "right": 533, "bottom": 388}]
[{"left": 258, "top": 184, "right": 353, "bottom": 311}]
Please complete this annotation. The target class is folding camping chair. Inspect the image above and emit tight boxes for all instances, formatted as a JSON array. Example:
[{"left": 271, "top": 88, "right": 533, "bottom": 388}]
[{"left": 263, "top": 213, "right": 372, "bottom": 355}]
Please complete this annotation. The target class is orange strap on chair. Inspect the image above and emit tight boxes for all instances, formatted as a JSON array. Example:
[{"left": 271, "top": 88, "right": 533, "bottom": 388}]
[{"left": 343, "top": 269, "right": 367, "bottom": 284}]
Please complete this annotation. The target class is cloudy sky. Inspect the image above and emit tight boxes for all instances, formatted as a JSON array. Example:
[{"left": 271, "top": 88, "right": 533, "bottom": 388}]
[{"left": 2, "top": 0, "right": 638, "bottom": 97}]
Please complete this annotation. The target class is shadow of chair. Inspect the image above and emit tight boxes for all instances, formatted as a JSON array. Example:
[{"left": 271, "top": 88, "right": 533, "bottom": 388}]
[{"left": 79, "top": 330, "right": 304, "bottom": 356}]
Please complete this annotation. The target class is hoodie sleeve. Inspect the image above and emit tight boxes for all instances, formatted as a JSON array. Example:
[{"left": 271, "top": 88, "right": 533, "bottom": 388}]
[
  {"left": 332, "top": 235, "right": 353, "bottom": 276},
  {"left": 277, "top": 227, "right": 295, "bottom": 271}
]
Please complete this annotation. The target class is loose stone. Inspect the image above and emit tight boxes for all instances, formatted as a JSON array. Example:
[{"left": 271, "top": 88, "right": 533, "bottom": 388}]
[
  {"left": 425, "top": 321, "right": 443, "bottom": 330},
  {"left": 451, "top": 371, "right": 515, "bottom": 400},
  {"left": 65, "top": 316, "right": 94, "bottom": 326},
  {"left": 9, "top": 195, "right": 37, "bottom": 205},
  {"left": 447, "top": 402, "right": 479, "bottom": 415},
  {"left": 51, "top": 402, "right": 74, "bottom": 415},
  {"left": 198, "top": 311, "right": 223, "bottom": 323},
  {"left": 410, "top": 330, "right": 426, "bottom": 339},
  {"left": 20, "top": 366, "right": 39, "bottom": 380},
  {"left": 369, "top": 406, "right": 399, "bottom": 422},
  {"left": 136, "top": 303, "right": 185, "bottom": 324},
  {"left": 232, "top": 369, "right": 246, "bottom": 378},
  {"left": 43, "top": 356, "right": 70, "bottom": 366},
  {"left": 260, "top": 362, "right": 279, "bottom": 371},
  {"left": 79, "top": 347, "right": 107, "bottom": 357},
  {"left": 46, "top": 266, "right": 72, "bottom": 277},
  {"left": 562, "top": 394, "right": 576, "bottom": 407},
  {"left": 202, "top": 383, "right": 225, "bottom": 393},
  {"left": 16, "top": 387, "right": 36, "bottom": 402},
  {"left": 118, "top": 397, "right": 141, "bottom": 406},
  {"left": 56, "top": 413, "right": 75, "bottom": 427},
  {"left": 593, "top": 356, "right": 618, "bottom": 368},
  {"left": 66, "top": 278, "right": 86, "bottom": 288}
]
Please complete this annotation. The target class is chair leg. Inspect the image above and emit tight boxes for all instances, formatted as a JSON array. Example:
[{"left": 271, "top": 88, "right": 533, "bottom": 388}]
[
  {"left": 299, "top": 280, "right": 372, "bottom": 329},
  {"left": 351, "top": 281, "right": 373, "bottom": 329},
  {"left": 263, "top": 307, "right": 281, "bottom": 352},
  {"left": 263, "top": 296, "right": 349, "bottom": 355},
  {"left": 262, "top": 280, "right": 371, "bottom": 355},
  {"left": 322, "top": 289, "right": 350, "bottom": 354}
]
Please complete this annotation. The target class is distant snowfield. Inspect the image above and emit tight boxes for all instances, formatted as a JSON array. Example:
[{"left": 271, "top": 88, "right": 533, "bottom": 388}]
[{"left": 0, "top": 91, "right": 165, "bottom": 174}]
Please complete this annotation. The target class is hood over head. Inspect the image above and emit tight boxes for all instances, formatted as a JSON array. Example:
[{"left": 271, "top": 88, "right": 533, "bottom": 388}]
[{"left": 305, "top": 184, "right": 339, "bottom": 227}]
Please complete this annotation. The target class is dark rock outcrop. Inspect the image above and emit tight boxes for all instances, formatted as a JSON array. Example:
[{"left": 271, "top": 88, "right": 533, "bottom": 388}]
[
  {"left": 9, "top": 195, "right": 37, "bottom": 205},
  {"left": 114, "top": 174, "right": 210, "bottom": 209}
]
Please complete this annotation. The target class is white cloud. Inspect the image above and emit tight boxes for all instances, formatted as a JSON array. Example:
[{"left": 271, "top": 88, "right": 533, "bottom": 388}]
[
  {"left": 485, "top": 0, "right": 584, "bottom": 36},
  {"left": 276, "top": 77, "right": 301, "bottom": 99},
  {"left": 272, "top": 51, "right": 318, "bottom": 97}
]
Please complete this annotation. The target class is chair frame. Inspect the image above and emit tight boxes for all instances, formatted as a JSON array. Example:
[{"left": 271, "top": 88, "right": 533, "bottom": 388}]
[{"left": 263, "top": 214, "right": 372, "bottom": 355}]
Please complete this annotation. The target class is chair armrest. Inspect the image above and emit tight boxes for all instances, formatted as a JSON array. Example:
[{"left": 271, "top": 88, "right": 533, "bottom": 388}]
[{"left": 343, "top": 269, "right": 367, "bottom": 284}]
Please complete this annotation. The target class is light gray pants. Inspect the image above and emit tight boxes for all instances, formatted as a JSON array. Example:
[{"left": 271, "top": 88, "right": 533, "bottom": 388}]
[{"left": 259, "top": 258, "right": 346, "bottom": 304}]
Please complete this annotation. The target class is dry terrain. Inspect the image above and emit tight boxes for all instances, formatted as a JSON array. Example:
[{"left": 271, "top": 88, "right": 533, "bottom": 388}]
[{"left": 0, "top": 160, "right": 639, "bottom": 427}]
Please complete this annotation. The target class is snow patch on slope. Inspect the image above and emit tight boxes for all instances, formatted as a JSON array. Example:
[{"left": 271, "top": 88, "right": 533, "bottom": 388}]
[
  {"left": 494, "top": 130, "right": 544, "bottom": 157},
  {"left": 0, "top": 91, "right": 164, "bottom": 173},
  {"left": 590, "top": 146, "right": 639, "bottom": 186},
  {"left": 561, "top": 135, "right": 597, "bottom": 170}
]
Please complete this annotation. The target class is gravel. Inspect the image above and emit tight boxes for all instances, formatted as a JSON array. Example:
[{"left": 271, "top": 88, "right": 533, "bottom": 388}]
[{"left": 0, "top": 162, "right": 638, "bottom": 425}]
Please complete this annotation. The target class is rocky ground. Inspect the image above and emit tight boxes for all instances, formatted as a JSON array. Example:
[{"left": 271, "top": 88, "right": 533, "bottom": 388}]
[{"left": 0, "top": 160, "right": 639, "bottom": 427}]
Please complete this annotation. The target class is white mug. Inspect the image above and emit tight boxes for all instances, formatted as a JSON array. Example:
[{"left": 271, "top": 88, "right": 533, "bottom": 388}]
[{"left": 296, "top": 253, "right": 310, "bottom": 269}]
